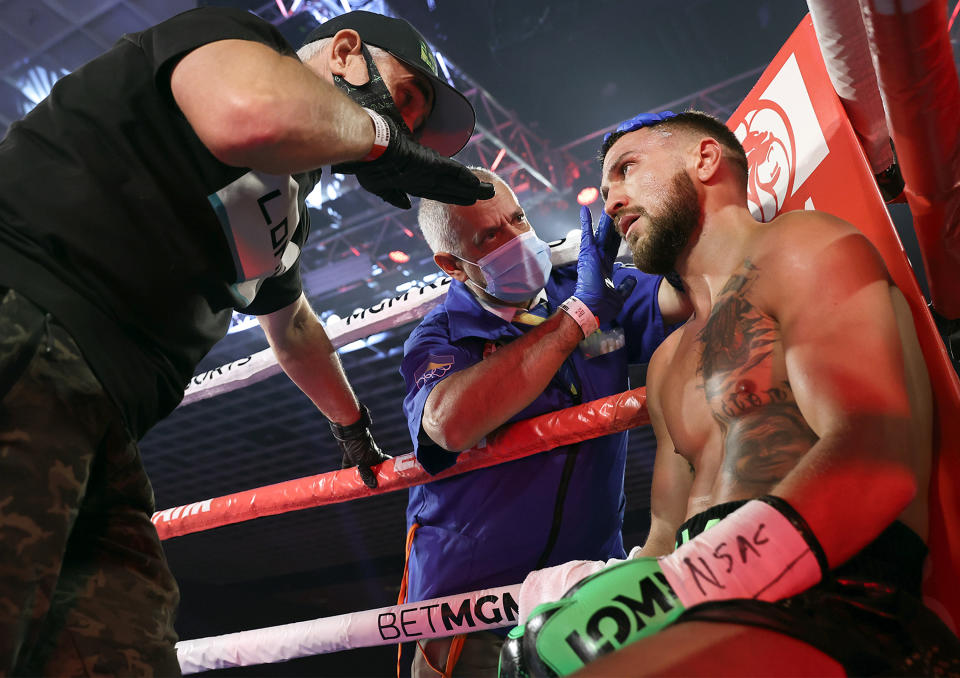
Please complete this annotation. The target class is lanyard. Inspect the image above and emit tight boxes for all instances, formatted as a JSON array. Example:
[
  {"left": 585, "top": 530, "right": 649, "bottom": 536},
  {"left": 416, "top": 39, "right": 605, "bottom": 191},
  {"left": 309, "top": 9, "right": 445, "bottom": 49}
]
[{"left": 512, "top": 301, "right": 582, "bottom": 401}]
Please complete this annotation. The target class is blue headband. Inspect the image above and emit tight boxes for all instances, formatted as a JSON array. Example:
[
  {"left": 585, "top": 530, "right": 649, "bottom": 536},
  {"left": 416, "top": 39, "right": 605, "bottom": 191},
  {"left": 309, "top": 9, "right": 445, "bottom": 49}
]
[{"left": 603, "top": 110, "right": 679, "bottom": 143}]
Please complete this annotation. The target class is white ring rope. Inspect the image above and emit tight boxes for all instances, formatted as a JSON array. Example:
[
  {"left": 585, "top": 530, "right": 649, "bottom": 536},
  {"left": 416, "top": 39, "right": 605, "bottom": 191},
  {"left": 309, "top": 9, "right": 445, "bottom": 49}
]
[{"left": 176, "top": 584, "right": 521, "bottom": 674}]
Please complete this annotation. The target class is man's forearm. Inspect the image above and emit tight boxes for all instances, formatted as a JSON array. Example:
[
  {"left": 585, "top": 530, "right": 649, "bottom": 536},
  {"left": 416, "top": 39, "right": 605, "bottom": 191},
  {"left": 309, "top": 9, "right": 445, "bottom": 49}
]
[
  {"left": 266, "top": 314, "right": 361, "bottom": 425},
  {"left": 657, "top": 278, "right": 692, "bottom": 326},
  {"left": 281, "top": 337, "right": 361, "bottom": 424},
  {"left": 771, "top": 421, "right": 916, "bottom": 569},
  {"left": 423, "top": 311, "right": 584, "bottom": 451},
  {"left": 171, "top": 40, "right": 374, "bottom": 174}
]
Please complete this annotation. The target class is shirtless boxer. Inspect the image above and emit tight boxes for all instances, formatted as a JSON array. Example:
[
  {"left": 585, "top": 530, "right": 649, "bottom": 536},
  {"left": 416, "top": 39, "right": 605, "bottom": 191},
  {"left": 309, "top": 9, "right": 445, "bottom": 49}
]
[{"left": 499, "top": 111, "right": 960, "bottom": 677}]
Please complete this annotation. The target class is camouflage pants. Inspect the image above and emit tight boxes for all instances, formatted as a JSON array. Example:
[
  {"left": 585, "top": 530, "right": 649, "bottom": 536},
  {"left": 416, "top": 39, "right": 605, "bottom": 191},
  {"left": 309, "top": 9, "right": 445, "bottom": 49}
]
[{"left": 0, "top": 289, "right": 180, "bottom": 677}]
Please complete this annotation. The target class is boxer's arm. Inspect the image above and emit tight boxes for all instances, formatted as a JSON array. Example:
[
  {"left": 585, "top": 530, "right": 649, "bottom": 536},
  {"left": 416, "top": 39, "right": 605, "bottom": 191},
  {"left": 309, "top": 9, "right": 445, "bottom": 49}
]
[
  {"left": 422, "top": 311, "right": 583, "bottom": 452},
  {"left": 258, "top": 293, "right": 361, "bottom": 425},
  {"left": 656, "top": 278, "right": 692, "bottom": 327},
  {"left": 769, "top": 213, "right": 920, "bottom": 568},
  {"left": 635, "top": 345, "right": 692, "bottom": 558},
  {"left": 171, "top": 39, "right": 373, "bottom": 173}
]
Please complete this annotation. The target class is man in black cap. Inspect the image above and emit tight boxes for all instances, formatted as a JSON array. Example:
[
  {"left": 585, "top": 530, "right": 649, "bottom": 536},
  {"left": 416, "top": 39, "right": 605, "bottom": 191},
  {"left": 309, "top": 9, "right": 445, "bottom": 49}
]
[{"left": 0, "top": 5, "right": 491, "bottom": 675}]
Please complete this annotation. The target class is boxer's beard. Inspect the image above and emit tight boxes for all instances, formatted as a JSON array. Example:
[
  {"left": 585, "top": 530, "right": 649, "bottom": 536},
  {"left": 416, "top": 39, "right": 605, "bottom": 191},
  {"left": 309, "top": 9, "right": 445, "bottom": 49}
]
[{"left": 625, "top": 170, "right": 701, "bottom": 275}]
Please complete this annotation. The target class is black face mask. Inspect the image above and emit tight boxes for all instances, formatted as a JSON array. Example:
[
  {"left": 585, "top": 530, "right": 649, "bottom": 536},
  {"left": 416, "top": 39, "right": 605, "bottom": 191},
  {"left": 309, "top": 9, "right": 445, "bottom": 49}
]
[{"left": 333, "top": 45, "right": 412, "bottom": 136}]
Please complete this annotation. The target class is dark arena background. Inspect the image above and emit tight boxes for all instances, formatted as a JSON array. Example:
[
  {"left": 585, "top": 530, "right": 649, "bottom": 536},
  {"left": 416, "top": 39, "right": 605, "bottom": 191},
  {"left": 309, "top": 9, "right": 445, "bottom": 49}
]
[{"left": 1, "top": 1, "right": 958, "bottom": 676}]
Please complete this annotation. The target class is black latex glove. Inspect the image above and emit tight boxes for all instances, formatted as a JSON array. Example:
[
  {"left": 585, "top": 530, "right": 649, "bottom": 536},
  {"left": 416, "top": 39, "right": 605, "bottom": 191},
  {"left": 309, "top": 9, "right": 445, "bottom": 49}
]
[
  {"left": 329, "top": 403, "right": 391, "bottom": 489},
  {"left": 334, "top": 109, "right": 495, "bottom": 209}
]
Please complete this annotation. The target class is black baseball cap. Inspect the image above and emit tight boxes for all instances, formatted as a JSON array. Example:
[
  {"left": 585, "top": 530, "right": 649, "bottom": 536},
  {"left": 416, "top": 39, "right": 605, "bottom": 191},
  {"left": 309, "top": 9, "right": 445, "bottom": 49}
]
[{"left": 303, "top": 11, "right": 476, "bottom": 157}]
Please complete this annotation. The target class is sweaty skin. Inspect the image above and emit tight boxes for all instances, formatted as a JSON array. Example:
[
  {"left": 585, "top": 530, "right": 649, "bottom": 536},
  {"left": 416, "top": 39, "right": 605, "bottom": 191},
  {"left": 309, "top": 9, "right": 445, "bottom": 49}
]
[
  {"left": 698, "top": 260, "right": 818, "bottom": 497},
  {"left": 646, "top": 215, "right": 932, "bottom": 541}
]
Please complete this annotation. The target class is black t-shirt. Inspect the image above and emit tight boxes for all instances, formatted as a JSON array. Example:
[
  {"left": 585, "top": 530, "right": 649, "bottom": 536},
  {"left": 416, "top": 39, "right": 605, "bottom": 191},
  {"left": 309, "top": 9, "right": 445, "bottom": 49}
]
[{"left": 0, "top": 7, "right": 321, "bottom": 438}]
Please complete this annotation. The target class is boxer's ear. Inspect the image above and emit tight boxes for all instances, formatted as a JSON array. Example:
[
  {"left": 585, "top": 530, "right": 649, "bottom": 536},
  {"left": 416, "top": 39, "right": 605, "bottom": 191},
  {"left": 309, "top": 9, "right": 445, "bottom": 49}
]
[{"left": 695, "top": 137, "right": 723, "bottom": 184}]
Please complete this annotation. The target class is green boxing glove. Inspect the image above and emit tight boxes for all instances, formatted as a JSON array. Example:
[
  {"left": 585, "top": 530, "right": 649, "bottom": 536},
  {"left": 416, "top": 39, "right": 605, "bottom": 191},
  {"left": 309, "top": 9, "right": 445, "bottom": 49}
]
[
  {"left": 504, "top": 495, "right": 829, "bottom": 677},
  {"left": 517, "top": 558, "right": 684, "bottom": 677}
]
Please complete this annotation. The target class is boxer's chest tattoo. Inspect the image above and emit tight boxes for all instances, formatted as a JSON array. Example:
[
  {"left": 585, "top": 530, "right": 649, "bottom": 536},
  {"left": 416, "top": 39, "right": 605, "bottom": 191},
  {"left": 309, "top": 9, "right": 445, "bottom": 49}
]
[
  {"left": 697, "top": 262, "right": 775, "bottom": 408},
  {"left": 695, "top": 260, "right": 817, "bottom": 487}
]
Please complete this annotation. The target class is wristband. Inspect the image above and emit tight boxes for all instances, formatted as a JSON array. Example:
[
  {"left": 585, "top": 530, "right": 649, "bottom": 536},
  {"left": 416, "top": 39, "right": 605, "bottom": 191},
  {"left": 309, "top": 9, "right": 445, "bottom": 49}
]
[
  {"left": 659, "top": 497, "right": 826, "bottom": 608},
  {"left": 559, "top": 296, "right": 599, "bottom": 338},
  {"left": 360, "top": 108, "right": 390, "bottom": 161}
]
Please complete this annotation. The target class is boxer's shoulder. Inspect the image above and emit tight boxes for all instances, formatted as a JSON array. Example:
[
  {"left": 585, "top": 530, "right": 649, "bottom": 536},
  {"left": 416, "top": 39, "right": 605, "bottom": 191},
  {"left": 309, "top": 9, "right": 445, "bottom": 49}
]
[
  {"left": 746, "top": 210, "right": 885, "bottom": 310},
  {"left": 756, "top": 210, "right": 863, "bottom": 259}
]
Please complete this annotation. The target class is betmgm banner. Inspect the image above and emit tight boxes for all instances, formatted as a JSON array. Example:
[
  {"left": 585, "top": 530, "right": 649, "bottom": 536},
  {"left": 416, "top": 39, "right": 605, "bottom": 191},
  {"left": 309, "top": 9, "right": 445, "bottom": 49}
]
[{"left": 727, "top": 14, "right": 960, "bottom": 631}]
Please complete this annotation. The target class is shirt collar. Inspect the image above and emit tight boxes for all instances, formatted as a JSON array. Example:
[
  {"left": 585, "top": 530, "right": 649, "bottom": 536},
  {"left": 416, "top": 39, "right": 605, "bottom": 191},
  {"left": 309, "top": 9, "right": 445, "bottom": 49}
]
[
  {"left": 443, "top": 280, "right": 542, "bottom": 343},
  {"left": 474, "top": 289, "right": 549, "bottom": 322}
]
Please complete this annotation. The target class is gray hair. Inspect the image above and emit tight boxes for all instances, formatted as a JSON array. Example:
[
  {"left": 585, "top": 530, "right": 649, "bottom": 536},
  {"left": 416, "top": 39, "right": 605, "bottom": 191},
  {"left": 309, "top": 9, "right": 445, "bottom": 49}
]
[
  {"left": 297, "top": 37, "right": 389, "bottom": 64},
  {"left": 418, "top": 167, "right": 507, "bottom": 256}
]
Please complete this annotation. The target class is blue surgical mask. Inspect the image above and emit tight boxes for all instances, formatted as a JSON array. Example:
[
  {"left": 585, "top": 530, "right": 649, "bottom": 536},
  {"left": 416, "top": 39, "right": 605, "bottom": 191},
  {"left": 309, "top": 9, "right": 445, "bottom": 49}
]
[{"left": 456, "top": 230, "right": 553, "bottom": 303}]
